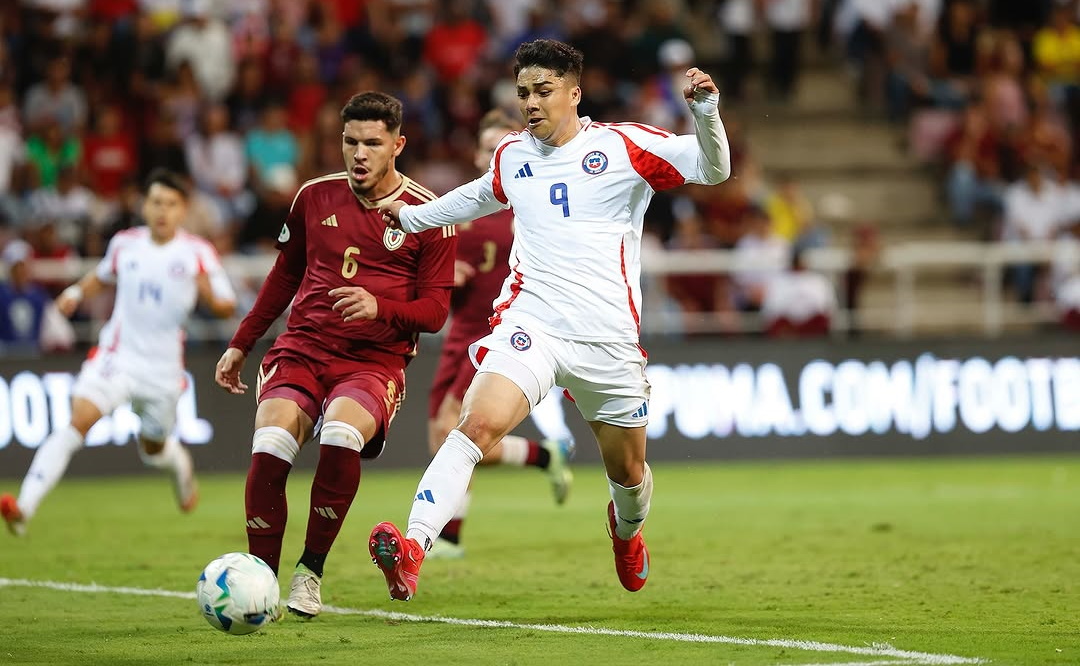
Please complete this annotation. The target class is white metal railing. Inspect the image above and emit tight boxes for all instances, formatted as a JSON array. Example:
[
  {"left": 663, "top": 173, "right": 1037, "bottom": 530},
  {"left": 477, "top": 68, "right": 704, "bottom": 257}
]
[{"left": 20, "top": 240, "right": 1077, "bottom": 341}]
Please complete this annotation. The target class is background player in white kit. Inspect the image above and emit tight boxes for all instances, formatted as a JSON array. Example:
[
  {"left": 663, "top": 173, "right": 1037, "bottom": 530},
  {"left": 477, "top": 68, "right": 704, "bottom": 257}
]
[
  {"left": 370, "top": 39, "right": 731, "bottom": 600},
  {"left": 1, "top": 169, "right": 237, "bottom": 537}
]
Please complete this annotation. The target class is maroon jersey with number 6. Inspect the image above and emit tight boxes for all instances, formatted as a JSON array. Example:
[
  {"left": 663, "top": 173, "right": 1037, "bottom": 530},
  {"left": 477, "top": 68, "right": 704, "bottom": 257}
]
[{"left": 230, "top": 172, "right": 458, "bottom": 360}]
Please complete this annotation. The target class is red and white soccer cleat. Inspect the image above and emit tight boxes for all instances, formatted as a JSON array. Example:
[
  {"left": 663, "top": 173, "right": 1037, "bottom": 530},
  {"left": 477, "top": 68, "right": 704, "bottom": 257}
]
[
  {"left": 369, "top": 521, "right": 425, "bottom": 601},
  {"left": 0, "top": 493, "right": 27, "bottom": 537},
  {"left": 607, "top": 501, "right": 649, "bottom": 592}
]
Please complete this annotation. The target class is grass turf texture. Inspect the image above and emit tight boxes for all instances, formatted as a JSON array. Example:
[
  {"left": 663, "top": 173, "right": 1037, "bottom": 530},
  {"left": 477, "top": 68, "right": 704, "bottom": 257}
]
[{"left": 0, "top": 455, "right": 1076, "bottom": 665}]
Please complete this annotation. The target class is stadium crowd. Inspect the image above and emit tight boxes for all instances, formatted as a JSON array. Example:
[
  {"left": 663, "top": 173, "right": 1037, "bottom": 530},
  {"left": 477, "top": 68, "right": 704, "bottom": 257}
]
[{"left": 0, "top": 0, "right": 1077, "bottom": 353}]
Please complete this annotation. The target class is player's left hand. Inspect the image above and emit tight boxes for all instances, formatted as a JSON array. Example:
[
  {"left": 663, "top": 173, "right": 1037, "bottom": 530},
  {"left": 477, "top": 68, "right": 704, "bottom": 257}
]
[
  {"left": 684, "top": 67, "right": 719, "bottom": 103},
  {"left": 379, "top": 200, "right": 408, "bottom": 230},
  {"left": 329, "top": 286, "right": 378, "bottom": 322}
]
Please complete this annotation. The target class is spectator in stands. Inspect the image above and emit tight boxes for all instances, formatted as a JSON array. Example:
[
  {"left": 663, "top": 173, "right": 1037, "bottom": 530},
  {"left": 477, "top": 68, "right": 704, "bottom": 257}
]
[
  {"left": 0, "top": 239, "right": 50, "bottom": 355},
  {"left": 762, "top": 249, "right": 838, "bottom": 338},
  {"left": 422, "top": 0, "right": 488, "bottom": 82},
  {"left": 81, "top": 104, "right": 138, "bottom": 205},
  {"left": 764, "top": 0, "right": 812, "bottom": 102},
  {"left": 732, "top": 203, "right": 791, "bottom": 311},
  {"left": 764, "top": 171, "right": 827, "bottom": 253},
  {"left": 22, "top": 54, "right": 87, "bottom": 133},
  {"left": 719, "top": 0, "right": 756, "bottom": 103},
  {"left": 165, "top": 0, "right": 235, "bottom": 102},
  {"left": 227, "top": 58, "right": 270, "bottom": 134},
  {"left": 244, "top": 101, "right": 299, "bottom": 195},
  {"left": 665, "top": 215, "right": 733, "bottom": 336},
  {"left": 641, "top": 39, "right": 697, "bottom": 133},
  {"left": 1032, "top": 1, "right": 1080, "bottom": 109},
  {"left": 28, "top": 166, "right": 97, "bottom": 251},
  {"left": 185, "top": 103, "right": 252, "bottom": 228},
  {"left": 0, "top": 83, "right": 26, "bottom": 223},
  {"left": 25, "top": 120, "right": 80, "bottom": 190},
  {"left": 1052, "top": 220, "right": 1080, "bottom": 330},
  {"left": 1002, "top": 161, "right": 1066, "bottom": 303},
  {"left": 927, "top": 0, "right": 980, "bottom": 110},
  {"left": 945, "top": 103, "right": 1008, "bottom": 229}
]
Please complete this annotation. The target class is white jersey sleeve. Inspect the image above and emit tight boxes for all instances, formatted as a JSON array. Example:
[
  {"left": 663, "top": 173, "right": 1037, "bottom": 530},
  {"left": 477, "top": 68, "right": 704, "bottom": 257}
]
[
  {"left": 399, "top": 171, "right": 508, "bottom": 233},
  {"left": 607, "top": 91, "right": 730, "bottom": 187},
  {"left": 194, "top": 240, "right": 237, "bottom": 304}
]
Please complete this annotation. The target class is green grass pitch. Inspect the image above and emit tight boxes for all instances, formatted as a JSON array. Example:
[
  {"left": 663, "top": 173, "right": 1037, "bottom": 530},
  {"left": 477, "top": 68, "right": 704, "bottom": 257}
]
[{"left": 0, "top": 455, "right": 1077, "bottom": 665}]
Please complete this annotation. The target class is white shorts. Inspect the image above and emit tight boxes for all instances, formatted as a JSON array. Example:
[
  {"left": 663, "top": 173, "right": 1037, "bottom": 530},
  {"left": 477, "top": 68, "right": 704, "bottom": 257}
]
[
  {"left": 71, "top": 351, "right": 183, "bottom": 441},
  {"left": 469, "top": 321, "right": 650, "bottom": 427}
]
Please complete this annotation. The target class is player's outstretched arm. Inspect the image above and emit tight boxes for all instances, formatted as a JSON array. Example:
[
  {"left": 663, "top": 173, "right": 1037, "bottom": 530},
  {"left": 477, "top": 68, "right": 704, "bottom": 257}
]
[
  {"left": 215, "top": 347, "right": 248, "bottom": 394},
  {"left": 683, "top": 67, "right": 731, "bottom": 184},
  {"left": 380, "top": 174, "right": 506, "bottom": 233},
  {"left": 196, "top": 271, "right": 237, "bottom": 318}
]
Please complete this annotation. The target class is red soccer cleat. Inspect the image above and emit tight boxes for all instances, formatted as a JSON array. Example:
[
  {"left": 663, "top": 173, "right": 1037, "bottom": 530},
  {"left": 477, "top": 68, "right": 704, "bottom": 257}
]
[
  {"left": 607, "top": 501, "right": 649, "bottom": 592},
  {"left": 369, "top": 522, "right": 425, "bottom": 601},
  {"left": 1, "top": 493, "right": 26, "bottom": 537}
]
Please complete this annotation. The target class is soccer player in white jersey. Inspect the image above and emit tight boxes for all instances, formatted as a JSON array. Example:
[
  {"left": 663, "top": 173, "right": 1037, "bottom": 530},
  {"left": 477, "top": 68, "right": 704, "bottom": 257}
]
[
  {"left": 0, "top": 169, "right": 237, "bottom": 537},
  {"left": 369, "top": 39, "right": 732, "bottom": 600}
]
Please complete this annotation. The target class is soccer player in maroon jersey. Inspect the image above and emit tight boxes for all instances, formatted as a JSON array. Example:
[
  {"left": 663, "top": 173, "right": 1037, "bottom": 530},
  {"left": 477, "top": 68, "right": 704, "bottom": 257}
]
[
  {"left": 425, "top": 109, "right": 575, "bottom": 560},
  {"left": 213, "top": 92, "right": 457, "bottom": 619}
]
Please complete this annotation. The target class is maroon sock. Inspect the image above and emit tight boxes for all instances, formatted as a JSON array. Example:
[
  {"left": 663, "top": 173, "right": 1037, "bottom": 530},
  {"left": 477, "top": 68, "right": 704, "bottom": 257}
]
[
  {"left": 525, "top": 440, "right": 551, "bottom": 469},
  {"left": 245, "top": 452, "right": 293, "bottom": 575},
  {"left": 440, "top": 518, "right": 463, "bottom": 544},
  {"left": 304, "top": 444, "right": 361, "bottom": 562}
]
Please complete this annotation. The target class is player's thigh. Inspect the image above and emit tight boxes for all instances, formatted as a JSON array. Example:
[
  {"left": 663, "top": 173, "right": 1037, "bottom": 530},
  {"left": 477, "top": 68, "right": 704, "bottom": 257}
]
[
  {"left": 255, "top": 352, "right": 322, "bottom": 444},
  {"left": 589, "top": 421, "right": 647, "bottom": 486},
  {"left": 324, "top": 357, "right": 406, "bottom": 459},
  {"left": 428, "top": 342, "right": 471, "bottom": 420},
  {"left": 254, "top": 398, "right": 316, "bottom": 446},
  {"left": 429, "top": 393, "right": 463, "bottom": 454},
  {"left": 560, "top": 341, "right": 650, "bottom": 429},
  {"left": 70, "top": 354, "right": 130, "bottom": 433}
]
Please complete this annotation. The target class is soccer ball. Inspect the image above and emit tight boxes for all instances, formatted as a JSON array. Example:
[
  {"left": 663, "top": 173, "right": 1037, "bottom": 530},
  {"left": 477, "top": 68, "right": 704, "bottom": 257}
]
[{"left": 196, "top": 552, "right": 280, "bottom": 635}]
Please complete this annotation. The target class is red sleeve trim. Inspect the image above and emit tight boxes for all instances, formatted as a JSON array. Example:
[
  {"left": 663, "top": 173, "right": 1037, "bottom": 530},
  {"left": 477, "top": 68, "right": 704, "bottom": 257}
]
[
  {"left": 490, "top": 139, "right": 521, "bottom": 204},
  {"left": 605, "top": 121, "right": 674, "bottom": 137},
  {"left": 608, "top": 128, "right": 685, "bottom": 191}
]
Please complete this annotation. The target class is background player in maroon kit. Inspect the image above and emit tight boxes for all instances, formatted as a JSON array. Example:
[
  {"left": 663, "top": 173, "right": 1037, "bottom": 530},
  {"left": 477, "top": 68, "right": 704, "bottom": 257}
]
[
  {"left": 214, "top": 92, "right": 456, "bottom": 618},
  {"left": 426, "top": 109, "right": 575, "bottom": 560}
]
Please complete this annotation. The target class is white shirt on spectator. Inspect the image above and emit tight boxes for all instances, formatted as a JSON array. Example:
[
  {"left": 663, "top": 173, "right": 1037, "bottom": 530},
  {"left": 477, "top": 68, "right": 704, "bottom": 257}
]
[
  {"left": 720, "top": 0, "right": 756, "bottom": 35},
  {"left": 0, "top": 127, "right": 25, "bottom": 194},
  {"left": 185, "top": 132, "right": 247, "bottom": 192},
  {"left": 762, "top": 269, "right": 838, "bottom": 324},
  {"left": 166, "top": 17, "right": 236, "bottom": 101},
  {"left": 732, "top": 231, "right": 790, "bottom": 297},
  {"left": 1003, "top": 177, "right": 1067, "bottom": 242},
  {"left": 765, "top": 0, "right": 812, "bottom": 31}
]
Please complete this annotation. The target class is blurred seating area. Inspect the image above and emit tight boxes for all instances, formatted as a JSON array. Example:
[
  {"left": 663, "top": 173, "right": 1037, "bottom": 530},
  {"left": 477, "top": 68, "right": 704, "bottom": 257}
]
[{"left": 0, "top": 0, "right": 1076, "bottom": 354}]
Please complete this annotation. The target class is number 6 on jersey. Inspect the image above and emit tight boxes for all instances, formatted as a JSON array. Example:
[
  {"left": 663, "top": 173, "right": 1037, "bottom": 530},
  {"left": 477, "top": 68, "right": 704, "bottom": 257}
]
[{"left": 550, "top": 182, "right": 569, "bottom": 217}]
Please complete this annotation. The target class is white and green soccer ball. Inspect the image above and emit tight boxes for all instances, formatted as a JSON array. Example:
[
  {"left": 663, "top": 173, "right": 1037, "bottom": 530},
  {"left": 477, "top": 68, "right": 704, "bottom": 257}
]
[{"left": 196, "top": 552, "right": 280, "bottom": 635}]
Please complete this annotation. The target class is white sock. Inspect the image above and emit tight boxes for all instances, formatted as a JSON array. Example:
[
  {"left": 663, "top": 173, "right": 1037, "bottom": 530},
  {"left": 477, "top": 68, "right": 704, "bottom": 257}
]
[
  {"left": 18, "top": 425, "right": 84, "bottom": 520},
  {"left": 406, "top": 429, "right": 482, "bottom": 549},
  {"left": 138, "top": 435, "right": 183, "bottom": 472},
  {"left": 530, "top": 388, "right": 573, "bottom": 442},
  {"left": 453, "top": 490, "right": 471, "bottom": 520},
  {"left": 608, "top": 463, "right": 653, "bottom": 540},
  {"left": 497, "top": 435, "right": 529, "bottom": 466}
]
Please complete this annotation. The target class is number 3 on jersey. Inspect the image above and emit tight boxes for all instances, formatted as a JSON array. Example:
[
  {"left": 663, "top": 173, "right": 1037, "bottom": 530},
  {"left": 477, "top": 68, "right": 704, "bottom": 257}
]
[
  {"left": 341, "top": 246, "right": 360, "bottom": 278},
  {"left": 550, "top": 183, "right": 569, "bottom": 217}
]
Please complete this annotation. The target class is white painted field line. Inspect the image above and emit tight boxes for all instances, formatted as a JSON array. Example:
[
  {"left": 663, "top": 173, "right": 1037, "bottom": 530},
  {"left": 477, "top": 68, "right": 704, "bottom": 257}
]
[{"left": 0, "top": 578, "right": 986, "bottom": 666}]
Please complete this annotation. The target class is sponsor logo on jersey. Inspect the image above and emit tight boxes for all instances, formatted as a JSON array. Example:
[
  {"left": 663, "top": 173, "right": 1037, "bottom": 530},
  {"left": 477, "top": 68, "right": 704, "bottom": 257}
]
[
  {"left": 278, "top": 223, "right": 290, "bottom": 243},
  {"left": 582, "top": 150, "right": 609, "bottom": 174},
  {"left": 514, "top": 163, "right": 535, "bottom": 179},
  {"left": 383, "top": 227, "right": 406, "bottom": 250},
  {"left": 510, "top": 331, "right": 531, "bottom": 351},
  {"left": 320, "top": 214, "right": 339, "bottom": 227}
]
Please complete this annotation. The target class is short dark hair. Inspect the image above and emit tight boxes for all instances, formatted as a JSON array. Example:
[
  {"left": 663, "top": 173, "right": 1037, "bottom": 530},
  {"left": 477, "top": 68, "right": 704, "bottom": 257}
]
[
  {"left": 513, "top": 39, "right": 584, "bottom": 82},
  {"left": 340, "top": 91, "right": 403, "bottom": 133},
  {"left": 144, "top": 167, "right": 188, "bottom": 199}
]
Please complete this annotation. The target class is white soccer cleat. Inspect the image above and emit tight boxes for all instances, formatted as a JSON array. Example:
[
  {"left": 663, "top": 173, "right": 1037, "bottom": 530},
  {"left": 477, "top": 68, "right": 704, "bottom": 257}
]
[
  {"left": 0, "top": 493, "right": 26, "bottom": 537},
  {"left": 425, "top": 537, "right": 466, "bottom": 561},
  {"left": 286, "top": 564, "right": 322, "bottom": 618},
  {"left": 541, "top": 438, "right": 575, "bottom": 505}
]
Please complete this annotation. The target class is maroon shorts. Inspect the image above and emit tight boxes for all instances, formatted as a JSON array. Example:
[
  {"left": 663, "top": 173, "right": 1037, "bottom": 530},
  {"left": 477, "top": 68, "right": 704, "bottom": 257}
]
[
  {"left": 427, "top": 339, "right": 480, "bottom": 419},
  {"left": 257, "top": 344, "right": 406, "bottom": 459}
]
